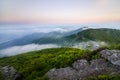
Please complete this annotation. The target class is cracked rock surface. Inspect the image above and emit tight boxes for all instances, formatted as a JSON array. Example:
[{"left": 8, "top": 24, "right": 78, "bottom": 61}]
[
  {"left": 100, "top": 49, "right": 120, "bottom": 66},
  {"left": 46, "top": 49, "right": 120, "bottom": 80},
  {"left": 0, "top": 66, "right": 23, "bottom": 80}
]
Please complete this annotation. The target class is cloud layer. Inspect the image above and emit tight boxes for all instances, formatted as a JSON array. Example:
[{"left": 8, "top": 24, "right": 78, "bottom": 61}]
[
  {"left": 0, "top": 41, "right": 108, "bottom": 57},
  {"left": 0, "top": 44, "right": 59, "bottom": 57}
]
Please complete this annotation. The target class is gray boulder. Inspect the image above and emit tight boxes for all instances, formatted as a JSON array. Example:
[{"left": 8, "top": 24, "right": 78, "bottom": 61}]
[
  {"left": 0, "top": 66, "right": 22, "bottom": 80},
  {"left": 100, "top": 49, "right": 120, "bottom": 66},
  {"left": 46, "top": 67, "right": 77, "bottom": 80},
  {"left": 46, "top": 49, "right": 120, "bottom": 80},
  {"left": 72, "top": 59, "right": 89, "bottom": 71},
  {"left": 46, "top": 59, "right": 118, "bottom": 80},
  {"left": 76, "top": 59, "right": 112, "bottom": 79}
]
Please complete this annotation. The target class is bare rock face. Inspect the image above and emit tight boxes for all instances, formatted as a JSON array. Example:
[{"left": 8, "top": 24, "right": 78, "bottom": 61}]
[
  {"left": 0, "top": 66, "right": 22, "bottom": 80},
  {"left": 46, "top": 49, "right": 120, "bottom": 80},
  {"left": 46, "top": 59, "right": 118, "bottom": 80},
  {"left": 72, "top": 59, "right": 89, "bottom": 70},
  {"left": 46, "top": 67, "right": 77, "bottom": 80},
  {"left": 0, "top": 49, "right": 120, "bottom": 80},
  {"left": 100, "top": 49, "right": 120, "bottom": 66},
  {"left": 75, "top": 59, "right": 113, "bottom": 79}
]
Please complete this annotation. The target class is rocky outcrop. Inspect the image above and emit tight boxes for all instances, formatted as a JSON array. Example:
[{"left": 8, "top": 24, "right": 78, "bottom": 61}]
[
  {"left": 47, "top": 67, "right": 77, "bottom": 80},
  {"left": 100, "top": 49, "right": 120, "bottom": 66},
  {"left": 0, "top": 66, "right": 22, "bottom": 80},
  {"left": 46, "top": 59, "right": 119, "bottom": 80},
  {"left": 72, "top": 59, "right": 89, "bottom": 71},
  {"left": 46, "top": 49, "right": 120, "bottom": 80}
]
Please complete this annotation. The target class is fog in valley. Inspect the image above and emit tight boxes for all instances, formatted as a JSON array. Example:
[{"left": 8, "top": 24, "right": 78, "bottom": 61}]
[
  {"left": 0, "top": 23, "right": 119, "bottom": 57},
  {"left": 0, "top": 41, "right": 108, "bottom": 57}
]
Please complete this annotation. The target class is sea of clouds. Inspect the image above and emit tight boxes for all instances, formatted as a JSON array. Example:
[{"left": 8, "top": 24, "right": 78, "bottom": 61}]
[
  {"left": 0, "top": 23, "right": 116, "bottom": 57},
  {"left": 0, "top": 44, "right": 60, "bottom": 57},
  {"left": 0, "top": 41, "right": 108, "bottom": 57}
]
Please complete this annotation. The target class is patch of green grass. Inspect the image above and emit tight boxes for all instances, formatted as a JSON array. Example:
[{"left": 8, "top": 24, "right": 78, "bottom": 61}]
[
  {"left": 0, "top": 70, "right": 2, "bottom": 80},
  {"left": 0, "top": 47, "right": 116, "bottom": 80},
  {"left": 89, "top": 75, "right": 120, "bottom": 80},
  {"left": 0, "top": 48, "right": 89, "bottom": 80},
  {"left": 108, "top": 44, "right": 120, "bottom": 50}
]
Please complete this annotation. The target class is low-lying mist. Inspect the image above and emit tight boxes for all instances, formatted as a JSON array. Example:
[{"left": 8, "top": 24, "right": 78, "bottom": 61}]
[
  {"left": 0, "top": 25, "right": 77, "bottom": 43},
  {"left": 0, "top": 41, "right": 108, "bottom": 57},
  {"left": 0, "top": 44, "right": 60, "bottom": 57},
  {"left": 73, "top": 41, "right": 108, "bottom": 50}
]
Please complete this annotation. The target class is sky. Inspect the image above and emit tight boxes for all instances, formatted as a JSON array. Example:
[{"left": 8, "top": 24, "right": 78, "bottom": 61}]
[{"left": 0, "top": 0, "right": 120, "bottom": 24}]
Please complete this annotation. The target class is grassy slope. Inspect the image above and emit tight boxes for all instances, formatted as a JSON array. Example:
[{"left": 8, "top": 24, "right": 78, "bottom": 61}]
[
  {"left": 0, "top": 70, "right": 2, "bottom": 80},
  {"left": 0, "top": 47, "right": 120, "bottom": 80},
  {"left": 0, "top": 48, "right": 89, "bottom": 80}
]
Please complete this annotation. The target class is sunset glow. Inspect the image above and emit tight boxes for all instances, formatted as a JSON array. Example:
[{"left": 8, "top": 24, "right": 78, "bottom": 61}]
[{"left": 0, "top": 0, "right": 120, "bottom": 24}]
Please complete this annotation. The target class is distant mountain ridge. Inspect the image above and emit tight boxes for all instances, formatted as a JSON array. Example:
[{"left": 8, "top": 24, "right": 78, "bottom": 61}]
[
  {"left": 0, "top": 27, "right": 120, "bottom": 50},
  {"left": 0, "top": 48, "right": 120, "bottom": 80},
  {"left": 0, "top": 27, "right": 84, "bottom": 50},
  {"left": 66, "top": 28, "right": 120, "bottom": 43}
]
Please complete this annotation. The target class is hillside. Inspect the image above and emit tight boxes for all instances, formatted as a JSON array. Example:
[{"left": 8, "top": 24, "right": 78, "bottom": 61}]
[
  {"left": 0, "top": 48, "right": 88, "bottom": 80},
  {"left": 1, "top": 28, "right": 120, "bottom": 51},
  {"left": 0, "top": 47, "right": 120, "bottom": 80},
  {"left": 66, "top": 28, "right": 120, "bottom": 44},
  {"left": 0, "top": 32, "right": 63, "bottom": 50}
]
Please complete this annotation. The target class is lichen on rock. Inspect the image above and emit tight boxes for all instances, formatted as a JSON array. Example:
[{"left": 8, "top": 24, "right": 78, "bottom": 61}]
[
  {"left": 46, "top": 49, "right": 120, "bottom": 80},
  {"left": 100, "top": 49, "right": 120, "bottom": 66},
  {"left": 0, "top": 66, "right": 23, "bottom": 80}
]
